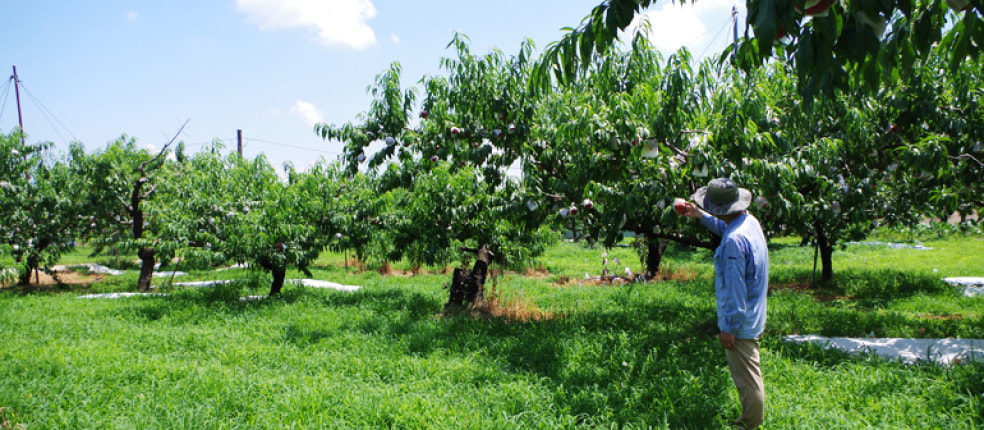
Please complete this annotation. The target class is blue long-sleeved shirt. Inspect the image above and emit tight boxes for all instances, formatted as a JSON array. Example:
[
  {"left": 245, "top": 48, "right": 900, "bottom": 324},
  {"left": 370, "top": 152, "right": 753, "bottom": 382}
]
[{"left": 701, "top": 212, "right": 769, "bottom": 339}]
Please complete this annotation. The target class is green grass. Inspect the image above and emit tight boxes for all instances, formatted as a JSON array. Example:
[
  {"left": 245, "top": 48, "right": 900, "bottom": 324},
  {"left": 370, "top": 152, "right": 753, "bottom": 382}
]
[{"left": 1, "top": 234, "right": 983, "bottom": 429}]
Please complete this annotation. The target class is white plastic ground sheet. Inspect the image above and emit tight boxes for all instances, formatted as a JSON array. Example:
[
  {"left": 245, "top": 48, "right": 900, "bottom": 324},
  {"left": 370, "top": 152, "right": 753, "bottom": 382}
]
[
  {"left": 290, "top": 279, "right": 361, "bottom": 292},
  {"left": 55, "top": 264, "right": 188, "bottom": 277},
  {"left": 848, "top": 241, "right": 934, "bottom": 250},
  {"left": 77, "top": 292, "right": 168, "bottom": 299},
  {"left": 943, "top": 277, "right": 984, "bottom": 297},
  {"left": 152, "top": 271, "right": 188, "bottom": 277},
  {"left": 784, "top": 335, "right": 984, "bottom": 365},
  {"left": 168, "top": 280, "right": 236, "bottom": 288},
  {"left": 162, "top": 279, "right": 360, "bottom": 291},
  {"left": 80, "top": 278, "right": 359, "bottom": 300},
  {"left": 79, "top": 264, "right": 126, "bottom": 276}
]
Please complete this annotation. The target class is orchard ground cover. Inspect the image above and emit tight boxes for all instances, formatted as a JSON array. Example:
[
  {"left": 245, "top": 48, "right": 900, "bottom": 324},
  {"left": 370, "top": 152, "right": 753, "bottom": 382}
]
[{"left": 1, "top": 230, "right": 983, "bottom": 429}]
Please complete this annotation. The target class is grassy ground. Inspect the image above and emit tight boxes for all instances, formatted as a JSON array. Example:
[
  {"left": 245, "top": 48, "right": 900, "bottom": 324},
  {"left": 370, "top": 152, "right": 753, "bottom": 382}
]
[{"left": 1, "top": 233, "right": 983, "bottom": 429}]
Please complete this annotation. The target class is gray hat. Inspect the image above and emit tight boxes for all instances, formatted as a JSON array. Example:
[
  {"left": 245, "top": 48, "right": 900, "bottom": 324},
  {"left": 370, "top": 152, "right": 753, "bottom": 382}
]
[{"left": 691, "top": 178, "right": 752, "bottom": 216}]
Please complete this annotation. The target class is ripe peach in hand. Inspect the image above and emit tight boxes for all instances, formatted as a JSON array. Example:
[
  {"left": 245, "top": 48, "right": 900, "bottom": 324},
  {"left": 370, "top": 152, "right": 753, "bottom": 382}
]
[{"left": 673, "top": 198, "right": 689, "bottom": 215}]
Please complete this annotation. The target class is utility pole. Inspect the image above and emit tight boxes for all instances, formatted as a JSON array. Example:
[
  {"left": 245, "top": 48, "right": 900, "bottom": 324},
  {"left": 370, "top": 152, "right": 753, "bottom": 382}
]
[
  {"left": 732, "top": 5, "right": 739, "bottom": 44},
  {"left": 237, "top": 129, "right": 243, "bottom": 157},
  {"left": 12, "top": 65, "right": 25, "bottom": 146}
]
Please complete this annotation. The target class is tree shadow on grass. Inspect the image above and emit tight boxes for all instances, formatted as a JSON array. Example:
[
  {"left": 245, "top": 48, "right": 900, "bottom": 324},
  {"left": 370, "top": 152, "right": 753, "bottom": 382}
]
[
  {"left": 109, "top": 279, "right": 308, "bottom": 323},
  {"left": 109, "top": 281, "right": 736, "bottom": 427},
  {"left": 772, "top": 266, "right": 953, "bottom": 305},
  {"left": 284, "top": 283, "right": 734, "bottom": 428},
  {"left": 768, "top": 267, "right": 968, "bottom": 340}
]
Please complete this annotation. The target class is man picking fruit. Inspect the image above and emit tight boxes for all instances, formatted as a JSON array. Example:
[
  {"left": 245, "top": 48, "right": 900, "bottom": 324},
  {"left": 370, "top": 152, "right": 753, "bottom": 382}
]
[{"left": 676, "top": 178, "right": 769, "bottom": 429}]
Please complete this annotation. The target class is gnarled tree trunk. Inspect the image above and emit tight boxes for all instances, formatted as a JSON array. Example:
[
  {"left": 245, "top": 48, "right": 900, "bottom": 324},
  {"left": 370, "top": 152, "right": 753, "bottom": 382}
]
[
  {"left": 444, "top": 245, "right": 493, "bottom": 312},
  {"left": 258, "top": 258, "right": 288, "bottom": 296},
  {"left": 269, "top": 266, "right": 287, "bottom": 296},
  {"left": 136, "top": 247, "right": 156, "bottom": 292},
  {"left": 645, "top": 238, "right": 669, "bottom": 277},
  {"left": 814, "top": 221, "right": 834, "bottom": 282}
]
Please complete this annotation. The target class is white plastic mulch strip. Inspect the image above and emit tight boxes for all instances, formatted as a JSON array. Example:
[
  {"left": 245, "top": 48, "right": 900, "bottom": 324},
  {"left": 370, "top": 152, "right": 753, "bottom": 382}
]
[
  {"left": 216, "top": 263, "right": 250, "bottom": 271},
  {"left": 84, "top": 264, "right": 127, "bottom": 276},
  {"left": 161, "top": 279, "right": 360, "bottom": 291},
  {"left": 77, "top": 278, "right": 359, "bottom": 300},
  {"left": 290, "top": 279, "right": 361, "bottom": 292},
  {"left": 152, "top": 271, "right": 188, "bottom": 277},
  {"left": 170, "top": 280, "right": 236, "bottom": 288},
  {"left": 784, "top": 335, "right": 984, "bottom": 365},
  {"left": 56, "top": 263, "right": 187, "bottom": 277},
  {"left": 78, "top": 292, "right": 168, "bottom": 299},
  {"left": 848, "top": 241, "right": 934, "bottom": 250},
  {"left": 942, "top": 277, "right": 984, "bottom": 297}
]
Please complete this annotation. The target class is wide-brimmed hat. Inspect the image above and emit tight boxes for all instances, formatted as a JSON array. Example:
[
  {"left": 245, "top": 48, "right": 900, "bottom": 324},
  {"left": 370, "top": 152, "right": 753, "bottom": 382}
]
[{"left": 691, "top": 178, "right": 752, "bottom": 216}]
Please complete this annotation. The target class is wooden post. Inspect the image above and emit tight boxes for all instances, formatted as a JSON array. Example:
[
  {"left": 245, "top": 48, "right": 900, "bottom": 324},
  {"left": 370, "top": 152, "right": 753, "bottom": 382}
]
[
  {"left": 12, "top": 65, "right": 28, "bottom": 180},
  {"left": 237, "top": 129, "right": 243, "bottom": 157},
  {"left": 12, "top": 66, "right": 24, "bottom": 147}
]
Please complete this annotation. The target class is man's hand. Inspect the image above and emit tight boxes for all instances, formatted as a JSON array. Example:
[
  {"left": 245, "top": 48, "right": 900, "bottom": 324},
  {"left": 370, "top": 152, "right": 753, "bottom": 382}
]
[
  {"left": 720, "top": 331, "right": 736, "bottom": 350},
  {"left": 673, "top": 198, "right": 703, "bottom": 219}
]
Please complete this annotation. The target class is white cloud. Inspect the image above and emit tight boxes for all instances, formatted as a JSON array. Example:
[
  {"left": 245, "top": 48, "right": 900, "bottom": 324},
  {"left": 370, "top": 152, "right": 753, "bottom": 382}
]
[
  {"left": 624, "top": 0, "right": 739, "bottom": 56},
  {"left": 236, "top": 0, "right": 378, "bottom": 50},
  {"left": 126, "top": 11, "right": 139, "bottom": 22},
  {"left": 389, "top": 33, "right": 400, "bottom": 44},
  {"left": 290, "top": 100, "right": 325, "bottom": 127}
]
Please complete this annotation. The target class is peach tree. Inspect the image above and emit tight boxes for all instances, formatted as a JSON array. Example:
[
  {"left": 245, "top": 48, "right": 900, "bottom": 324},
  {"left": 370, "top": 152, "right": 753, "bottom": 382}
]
[
  {"left": 158, "top": 145, "right": 355, "bottom": 296},
  {"left": 870, "top": 48, "right": 984, "bottom": 228},
  {"left": 534, "top": 0, "right": 982, "bottom": 103},
  {"left": 523, "top": 41, "right": 728, "bottom": 276},
  {"left": 69, "top": 135, "right": 181, "bottom": 291},
  {"left": 1, "top": 132, "right": 90, "bottom": 285},
  {"left": 533, "top": 1, "right": 981, "bottom": 282},
  {"left": 317, "top": 35, "right": 555, "bottom": 273}
]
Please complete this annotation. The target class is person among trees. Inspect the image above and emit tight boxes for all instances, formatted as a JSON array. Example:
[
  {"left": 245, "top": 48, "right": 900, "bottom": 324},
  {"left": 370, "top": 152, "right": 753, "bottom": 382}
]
[{"left": 676, "top": 177, "right": 769, "bottom": 429}]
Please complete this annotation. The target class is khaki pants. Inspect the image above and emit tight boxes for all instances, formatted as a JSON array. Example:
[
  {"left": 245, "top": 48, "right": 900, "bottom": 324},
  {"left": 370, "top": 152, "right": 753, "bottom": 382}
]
[{"left": 725, "top": 338, "right": 764, "bottom": 429}]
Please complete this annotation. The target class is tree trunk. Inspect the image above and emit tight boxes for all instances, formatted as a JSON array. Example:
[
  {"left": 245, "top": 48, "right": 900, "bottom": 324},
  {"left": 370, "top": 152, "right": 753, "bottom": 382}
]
[
  {"left": 444, "top": 245, "right": 493, "bottom": 312},
  {"left": 446, "top": 268, "right": 467, "bottom": 308},
  {"left": 269, "top": 266, "right": 287, "bottom": 296},
  {"left": 18, "top": 252, "right": 40, "bottom": 285},
  {"left": 136, "top": 247, "right": 156, "bottom": 292},
  {"left": 645, "top": 238, "right": 669, "bottom": 277},
  {"left": 17, "top": 264, "right": 33, "bottom": 286},
  {"left": 815, "top": 221, "right": 834, "bottom": 282}
]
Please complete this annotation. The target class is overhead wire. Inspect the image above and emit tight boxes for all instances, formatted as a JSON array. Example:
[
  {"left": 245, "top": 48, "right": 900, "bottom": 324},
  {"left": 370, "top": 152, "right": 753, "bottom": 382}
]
[
  {"left": 694, "top": 10, "right": 740, "bottom": 60},
  {"left": 18, "top": 82, "right": 79, "bottom": 144},
  {"left": 246, "top": 137, "right": 340, "bottom": 156},
  {"left": 0, "top": 78, "right": 11, "bottom": 125}
]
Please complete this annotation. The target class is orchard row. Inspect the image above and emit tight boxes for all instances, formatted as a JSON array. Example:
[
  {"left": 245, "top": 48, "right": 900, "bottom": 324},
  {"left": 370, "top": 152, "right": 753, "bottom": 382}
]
[{"left": 2, "top": 32, "right": 982, "bottom": 294}]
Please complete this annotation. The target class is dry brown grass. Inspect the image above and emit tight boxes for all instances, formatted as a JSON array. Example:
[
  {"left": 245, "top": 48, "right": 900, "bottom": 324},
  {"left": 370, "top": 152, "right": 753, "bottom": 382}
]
[
  {"left": 442, "top": 271, "right": 557, "bottom": 322},
  {"left": 522, "top": 265, "right": 551, "bottom": 278},
  {"left": 376, "top": 262, "right": 420, "bottom": 276},
  {"left": 0, "top": 407, "right": 26, "bottom": 430},
  {"left": 474, "top": 296, "right": 556, "bottom": 322}
]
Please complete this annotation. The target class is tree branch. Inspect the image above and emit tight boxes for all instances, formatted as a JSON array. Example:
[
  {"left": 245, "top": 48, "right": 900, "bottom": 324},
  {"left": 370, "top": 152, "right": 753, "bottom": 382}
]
[
  {"left": 136, "top": 119, "right": 188, "bottom": 176},
  {"left": 140, "top": 183, "right": 160, "bottom": 200},
  {"left": 650, "top": 231, "right": 716, "bottom": 250},
  {"left": 950, "top": 153, "right": 984, "bottom": 168}
]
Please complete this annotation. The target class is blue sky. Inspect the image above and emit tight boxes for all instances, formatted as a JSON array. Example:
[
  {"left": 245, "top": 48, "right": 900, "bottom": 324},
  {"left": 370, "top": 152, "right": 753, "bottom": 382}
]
[{"left": 1, "top": 0, "right": 743, "bottom": 171}]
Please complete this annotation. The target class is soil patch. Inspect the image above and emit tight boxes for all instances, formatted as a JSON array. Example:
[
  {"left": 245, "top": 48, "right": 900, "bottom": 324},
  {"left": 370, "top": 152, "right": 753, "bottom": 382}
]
[
  {"left": 1, "top": 267, "right": 104, "bottom": 291},
  {"left": 522, "top": 266, "right": 551, "bottom": 278},
  {"left": 918, "top": 314, "right": 965, "bottom": 321}
]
